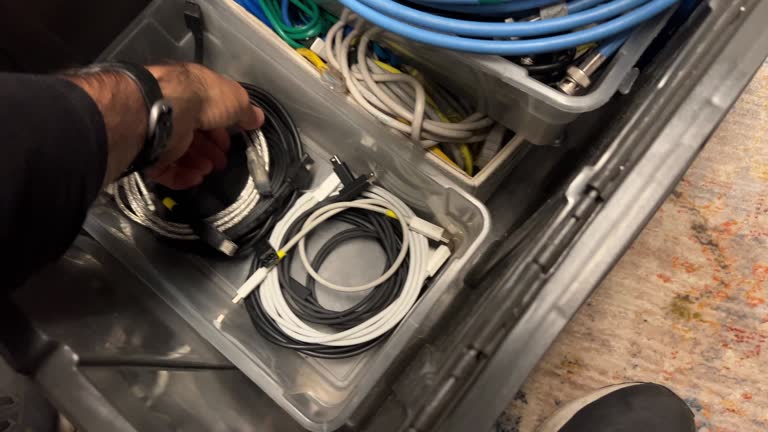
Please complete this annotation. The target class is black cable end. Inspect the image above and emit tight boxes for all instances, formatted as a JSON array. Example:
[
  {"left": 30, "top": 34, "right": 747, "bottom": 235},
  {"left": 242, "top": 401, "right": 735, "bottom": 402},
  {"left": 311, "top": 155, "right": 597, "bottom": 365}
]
[
  {"left": 184, "top": 1, "right": 204, "bottom": 32},
  {"left": 184, "top": 1, "right": 205, "bottom": 64},
  {"left": 192, "top": 220, "right": 238, "bottom": 256},
  {"left": 258, "top": 249, "right": 280, "bottom": 268},
  {"left": 285, "top": 155, "right": 313, "bottom": 187},
  {"left": 287, "top": 276, "right": 313, "bottom": 300},
  {"left": 338, "top": 175, "right": 372, "bottom": 201},
  {"left": 330, "top": 155, "right": 356, "bottom": 187}
]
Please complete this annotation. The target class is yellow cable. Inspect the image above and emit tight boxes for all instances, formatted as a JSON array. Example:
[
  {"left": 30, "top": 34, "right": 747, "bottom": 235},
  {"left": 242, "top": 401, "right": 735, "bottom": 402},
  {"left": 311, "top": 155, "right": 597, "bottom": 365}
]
[
  {"left": 459, "top": 144, "right": 474, "bottom": 176},
  {"left": 373, "top": 59, "right": 401, "bottom": 74},
  {"left": 430, "top": 147, "right": 458, "bottom": 167},
  {"left": 296, "top": 48, "right": 327, "bottom": 71},
  {"left": 373, "top": 60, "right": 474, "bottom": 175},
  {"left": 576, "top": 43, "right": 597, "bottom": 58}
]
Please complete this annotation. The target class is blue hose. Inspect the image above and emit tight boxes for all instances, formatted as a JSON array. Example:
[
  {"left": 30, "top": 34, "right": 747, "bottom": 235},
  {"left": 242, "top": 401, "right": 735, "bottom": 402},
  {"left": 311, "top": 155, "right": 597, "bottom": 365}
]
[
  {"left": 597, "top": 32, "right": 629, "bottom": 56},
  {"left": 281, "top": 0, "right": 293, "bottom": 26},
  {"left": 337, "top": 0, "right": 677, "bottom": 55},
  {"left": 406, "top": 0, "right": 600, "bottom": 17},
  {"left": 568, "top": 0, "right": 610, "bottom": 13}
]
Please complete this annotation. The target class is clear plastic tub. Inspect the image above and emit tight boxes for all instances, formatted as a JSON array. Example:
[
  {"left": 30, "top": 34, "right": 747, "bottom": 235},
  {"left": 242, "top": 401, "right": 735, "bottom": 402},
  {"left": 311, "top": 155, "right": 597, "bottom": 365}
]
[
  {"left": 320, "top": 3, "right": 672, "bottom": 146},
  {"left": 428, "top": 134, "right": 528, "bottom": 200},
  {"left": 377, "top": 16, "right": 672, "bottom": 145},
  {"left": 91, "top": 0, "right": 491, "bottom": 430}
]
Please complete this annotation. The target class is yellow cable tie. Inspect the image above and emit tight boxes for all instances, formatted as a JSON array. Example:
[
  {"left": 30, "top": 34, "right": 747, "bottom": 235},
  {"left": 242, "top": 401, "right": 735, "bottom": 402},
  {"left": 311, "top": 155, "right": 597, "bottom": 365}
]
[
  {"left": 162, "top": 197, "right": 177, "bottom": 210},
  {"left": 385, "top": 210, "right": 398, "bottom": 220},
  {"left": 276, "top": 250, "right": 287, "bottom": 260}
]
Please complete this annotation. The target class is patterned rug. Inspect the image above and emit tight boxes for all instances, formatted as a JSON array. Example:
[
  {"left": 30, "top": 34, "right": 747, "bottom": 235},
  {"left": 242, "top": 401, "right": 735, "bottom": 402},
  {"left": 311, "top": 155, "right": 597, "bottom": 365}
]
[{"left": 499, "top": 65, "right": 768, "bottom": 432}]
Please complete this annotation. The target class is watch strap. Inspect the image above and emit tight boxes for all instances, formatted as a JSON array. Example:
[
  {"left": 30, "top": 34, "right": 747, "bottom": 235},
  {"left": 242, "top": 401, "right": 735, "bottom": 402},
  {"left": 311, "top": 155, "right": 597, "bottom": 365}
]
[
  {"left": 104, "top": 62, "right": 173, "bottom": 173},
  {"left": 105, "top": 62, "right": 163, "bottom": 112}
]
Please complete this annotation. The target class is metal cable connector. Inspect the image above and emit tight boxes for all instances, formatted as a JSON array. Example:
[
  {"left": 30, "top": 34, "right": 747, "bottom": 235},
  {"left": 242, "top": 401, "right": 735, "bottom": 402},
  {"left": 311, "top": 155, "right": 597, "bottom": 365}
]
[
  {"left": 558, "top": 51, "right": 607, "bottom": 95},
  {"left": 244, "top": 130, "right": 272, "bottom": 196}
]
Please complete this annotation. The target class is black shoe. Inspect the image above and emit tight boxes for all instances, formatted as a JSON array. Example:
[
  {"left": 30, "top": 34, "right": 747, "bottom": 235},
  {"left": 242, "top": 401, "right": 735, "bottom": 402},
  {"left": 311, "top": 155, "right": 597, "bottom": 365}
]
[{"left": 536, "top": 383, "right": 695, "bottom": 432}]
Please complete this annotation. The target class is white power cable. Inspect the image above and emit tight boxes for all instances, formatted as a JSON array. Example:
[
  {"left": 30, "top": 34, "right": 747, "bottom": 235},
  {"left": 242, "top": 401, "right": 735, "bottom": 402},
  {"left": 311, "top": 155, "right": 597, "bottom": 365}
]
[
  {"left": 324, "top": 10, "right": 494, "bottom": 148},
  {"left": 235, "top": 173, "right": 448, "bottom": 346}
]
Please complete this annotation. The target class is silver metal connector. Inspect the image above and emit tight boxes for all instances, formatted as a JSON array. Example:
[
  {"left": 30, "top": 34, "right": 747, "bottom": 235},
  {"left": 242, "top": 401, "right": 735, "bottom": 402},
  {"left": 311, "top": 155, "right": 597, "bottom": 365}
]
[
  {"left": 244, "top": 130, "right": 272, "bottom": 196},
  {"left": 558, "top": 51, "right": 607, "bottom": 96}
]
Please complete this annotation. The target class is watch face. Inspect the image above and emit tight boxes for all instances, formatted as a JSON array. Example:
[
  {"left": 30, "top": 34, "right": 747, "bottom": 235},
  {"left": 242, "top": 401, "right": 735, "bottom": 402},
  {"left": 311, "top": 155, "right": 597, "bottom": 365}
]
[{"left": 149, "top": 100, "right": 174, "bottom": 161}]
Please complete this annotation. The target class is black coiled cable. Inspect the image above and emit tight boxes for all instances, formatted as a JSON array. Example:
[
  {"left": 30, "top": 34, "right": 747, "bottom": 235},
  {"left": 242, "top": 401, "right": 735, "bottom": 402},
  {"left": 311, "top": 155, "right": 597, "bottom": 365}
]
[
  {"left": 113, "top": 84, "right": 308, "bottom": 258},
  {"left": 244, "top": 199, "right": 408, "bottom": 359},
  {"left": 226, "top": 83, "right": 310, "bottom": 256}
]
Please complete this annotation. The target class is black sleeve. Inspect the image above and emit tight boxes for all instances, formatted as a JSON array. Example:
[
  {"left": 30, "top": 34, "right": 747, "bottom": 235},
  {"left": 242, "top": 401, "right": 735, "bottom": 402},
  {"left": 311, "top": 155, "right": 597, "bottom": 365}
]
[{"left": 0, "top": 73, "right": 108, "bottom": 289}]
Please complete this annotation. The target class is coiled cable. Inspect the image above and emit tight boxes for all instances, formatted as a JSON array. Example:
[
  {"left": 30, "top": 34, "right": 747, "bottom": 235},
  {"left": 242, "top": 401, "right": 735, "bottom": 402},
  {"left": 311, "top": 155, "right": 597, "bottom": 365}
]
[
  {"left": 240, "top": 168, "right": 450, "bottom": 358},
  {"left": 335, "top": 0, "right": 677, "bottom": 55},
  {"left": 113, "top": 85, "right": 308, "bottom": 257},
  {"left": 325, "top": 10, "right": 494, "bottom": 149}
]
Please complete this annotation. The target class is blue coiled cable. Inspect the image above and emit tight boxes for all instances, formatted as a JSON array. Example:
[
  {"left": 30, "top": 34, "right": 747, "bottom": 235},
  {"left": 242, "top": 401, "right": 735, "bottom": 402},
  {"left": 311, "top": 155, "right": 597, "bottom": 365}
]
[
  {"left": 237, "top": 0, "right": 274, "bottom": 29},
  {"left": 336, "top": 0, "right": 677, "bottom": 55}
]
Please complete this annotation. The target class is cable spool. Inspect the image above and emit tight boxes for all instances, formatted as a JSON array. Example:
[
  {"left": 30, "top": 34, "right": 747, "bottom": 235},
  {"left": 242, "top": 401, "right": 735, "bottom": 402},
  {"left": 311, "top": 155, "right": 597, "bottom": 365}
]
[
  {"left": 237, "top": 161, "right": 452, "bottom": 358},
  {"left": 333, "top": 0, "right": 678, "bottom": 55},
  {"left": 113, "top": 85, "right": 309, "bottom": 257}
]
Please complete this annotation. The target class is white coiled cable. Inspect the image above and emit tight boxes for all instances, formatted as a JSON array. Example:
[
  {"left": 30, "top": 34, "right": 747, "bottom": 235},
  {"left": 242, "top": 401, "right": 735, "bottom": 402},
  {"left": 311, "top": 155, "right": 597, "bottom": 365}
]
[
  {"left": 324, "top": 10, "right": 494, "bottom": 148},
  {"left": 257, "top": 180, "right": 432, "bottom": 346}
]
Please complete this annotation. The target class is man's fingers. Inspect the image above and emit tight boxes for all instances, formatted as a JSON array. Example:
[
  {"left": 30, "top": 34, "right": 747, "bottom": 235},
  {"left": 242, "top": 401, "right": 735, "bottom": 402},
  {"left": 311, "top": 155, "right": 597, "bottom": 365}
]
[
  {"left": 176, "top": 148, "right": 214, "bottom": 176},
  {"left": 146, "top": 166, "right": 204, "bottom": 190},
  {"left": 170, "top": 170, "right": 205, "bottom": 190},
  {"left": 185, "top": 65, "right": 264, "bottom": 131},
  {"left": 230, "top": 80, "right": 263, "bottom": 130},
  {"left": 191, "top": 131, "right": 228, "bottom": 171},
  {"left": 203, "top": 128, "right": 231, "bottom": 153},
  {"left": 155, "top": 130, "right": 194, "bottom": 168},
  {"left": 239, "top": 105, "right": 265, "bottom": 130}
]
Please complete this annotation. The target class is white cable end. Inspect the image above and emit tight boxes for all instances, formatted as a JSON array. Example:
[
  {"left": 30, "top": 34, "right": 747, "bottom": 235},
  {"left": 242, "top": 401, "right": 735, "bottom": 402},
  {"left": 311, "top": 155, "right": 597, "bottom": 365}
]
[
  {"left": 232, "top": 267, "right": 270, "bottom": 303},
  {"left": 408, "top": 217, "right": 449, "bottom": 243},
  {"left": 219, "top": 239, "right": 239, "bottom": 257},
  {"left": 310, "top": 38, "right": 328, "bottom": 61},
  {"left": 312, "top": 173, "right": 342, "bottom": 202},
  {"left": 427, "top": 245, "right": 452, "bottom": 278}
]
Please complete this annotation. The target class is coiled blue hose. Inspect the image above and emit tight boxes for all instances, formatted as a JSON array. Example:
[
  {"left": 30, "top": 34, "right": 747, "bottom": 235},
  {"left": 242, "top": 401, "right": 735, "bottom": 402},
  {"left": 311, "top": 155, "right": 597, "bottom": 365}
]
[{"left": 336, "top": 0, "right": 677, "bottom": 55}]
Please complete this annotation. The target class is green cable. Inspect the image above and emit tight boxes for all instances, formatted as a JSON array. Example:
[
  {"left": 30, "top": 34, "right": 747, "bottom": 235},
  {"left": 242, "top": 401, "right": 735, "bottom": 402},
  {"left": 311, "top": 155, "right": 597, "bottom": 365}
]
[{"left": 258, "top": 0, "right": 334, "bottom": 48}]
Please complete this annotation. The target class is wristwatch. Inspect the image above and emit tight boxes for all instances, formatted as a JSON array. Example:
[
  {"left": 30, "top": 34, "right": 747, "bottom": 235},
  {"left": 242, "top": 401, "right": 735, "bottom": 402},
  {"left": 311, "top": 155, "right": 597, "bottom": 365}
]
[{"left": 97, "top": 62, "right": 174, "bottom": 173}]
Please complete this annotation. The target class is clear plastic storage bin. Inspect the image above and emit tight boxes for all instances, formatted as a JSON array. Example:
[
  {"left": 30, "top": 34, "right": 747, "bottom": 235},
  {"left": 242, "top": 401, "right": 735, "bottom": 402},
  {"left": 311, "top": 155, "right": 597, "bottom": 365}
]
[
  {"left": 379, "top": 15, "right": 671, "bottom": 146},
  {"left": 91, "top": 0, "right": 491, "bottom": 430},
  {"left": 312, "top": 0, "right": 672, "bottom": 146}
]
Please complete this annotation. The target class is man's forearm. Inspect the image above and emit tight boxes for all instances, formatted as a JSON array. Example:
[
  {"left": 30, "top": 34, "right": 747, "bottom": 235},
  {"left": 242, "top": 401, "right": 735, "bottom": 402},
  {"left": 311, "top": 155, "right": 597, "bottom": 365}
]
[
  {"left": 64, "top": 64, "right": 207, "bottom": 184},
  {"left": 66, "top": 63, "right": 260, "bottom": 189},
  {"left": 1, "top": 73, "right": 108, "bottom": 288},
  {"left": 1, "top": 63, "right": 261, "bottom": 289}
]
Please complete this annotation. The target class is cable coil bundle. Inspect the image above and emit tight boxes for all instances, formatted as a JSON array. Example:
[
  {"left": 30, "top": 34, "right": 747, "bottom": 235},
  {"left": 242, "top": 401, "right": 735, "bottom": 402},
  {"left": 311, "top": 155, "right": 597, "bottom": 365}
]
[
  {"left": 333, "top": 0, "right": 678, "bottom": 56},
  {"left": 325, "top": 10, "right": 494, "bottom": 149},
  {"left": 319, "top": 10, "right": 510, "bottom": 174},
  {"left": 237, "top": 0, "right": 337, "bottom": 48},
  {"left": 234, "top": 161, "right": 451, "bottom": 358},
  {"left": 113, "top": 84, "right": 308, "bottom": 257}
]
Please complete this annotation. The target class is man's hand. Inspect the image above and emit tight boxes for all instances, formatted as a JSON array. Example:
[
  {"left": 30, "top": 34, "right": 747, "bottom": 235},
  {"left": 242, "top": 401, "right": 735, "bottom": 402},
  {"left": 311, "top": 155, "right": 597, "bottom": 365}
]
[
  {"left": 68, "top": 63, "right": 264, "bottom": 189},
  {"left": 145, "top": 64, "right": 264, "bottom": 189}
]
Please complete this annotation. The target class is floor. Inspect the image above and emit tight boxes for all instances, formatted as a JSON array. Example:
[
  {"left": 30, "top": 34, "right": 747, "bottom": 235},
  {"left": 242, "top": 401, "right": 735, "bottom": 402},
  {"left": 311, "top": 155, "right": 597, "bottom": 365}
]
[{"left": 498, "top": 65, "right": 768, "bottom": 432}]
